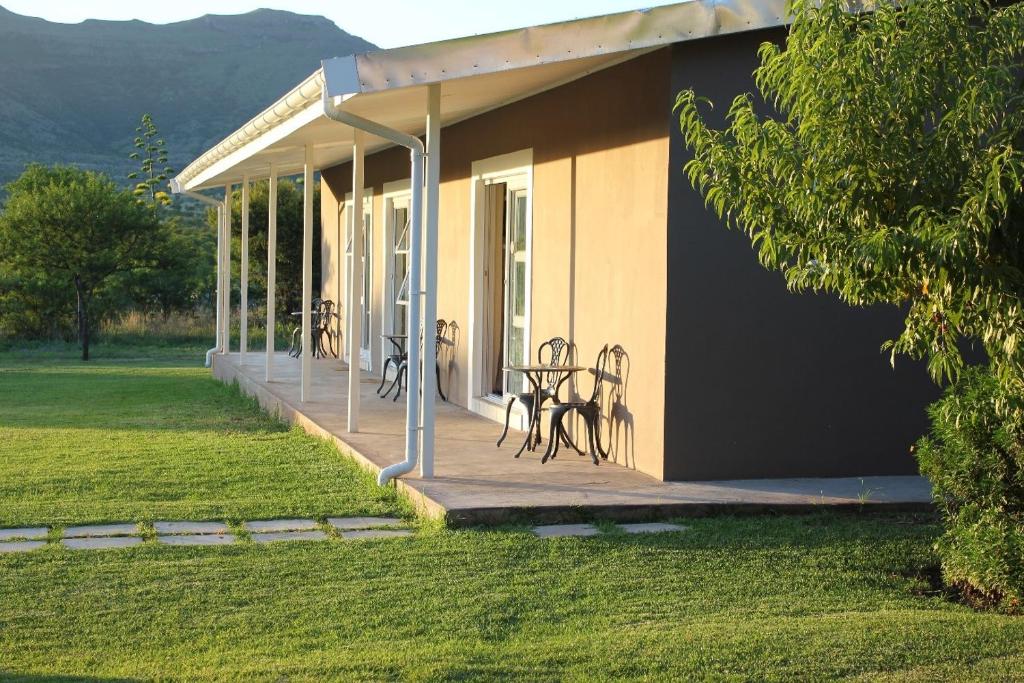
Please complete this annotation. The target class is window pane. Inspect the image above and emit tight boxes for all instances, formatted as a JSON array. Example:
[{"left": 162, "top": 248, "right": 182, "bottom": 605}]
[
  {"left": 506, "top": 325, "right": 525, "bottom": 394},
  {"left": 395, "top": 302, "right": 407, "bottom": 337},
  {"left": 513, "top": 192, "right": 527, "bottom": 251},
  {"left": 396, "top": 267, "right": 409, "bottom": 304},
  {"left": 395, "top": 208, "right": 409, "bottom": 251},
  {"left": 513, "top": 260, "right": 526, "bottom": 317}
]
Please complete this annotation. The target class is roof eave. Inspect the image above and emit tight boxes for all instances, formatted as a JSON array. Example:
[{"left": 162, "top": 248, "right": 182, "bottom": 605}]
[{"left": 174, "top": 0, "right": 791, "bottom": 192}]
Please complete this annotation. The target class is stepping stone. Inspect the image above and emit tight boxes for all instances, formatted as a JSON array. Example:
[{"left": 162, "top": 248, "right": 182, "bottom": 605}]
[
  {"left": 0, "top": 541, "right": 46, "bottom": 553},
  {"left": 62, "top": 537, "right": 143, "bottom": 551},
  {"left": 244, "top": 519, "right": 318, "bottom": 533},
  {"left": 341, "top": 529, "right": 414, "bottom": 540},
  {"left": 532, "top": 523, "right": 600, "bottom": 538},
  {"left": 618, "top": 522, "right": 688, "bottom": 535},
  {"left": 0, "top": 527, "right": 48, "bottom": 541},
  {"left": 157, "top": 534, "right": 235, "bottom": 547},
  {"left": 250, "top": 530, "right": 327, "bottom": 544},
  {"left": 63, "top": 523, "right": 138, "bottom": 538},
  {"left": 327, "top": 517, "right": 405, "bottom": 531},
  {"left": 154, "top": 521, "right": 228, "bottom": 536}
]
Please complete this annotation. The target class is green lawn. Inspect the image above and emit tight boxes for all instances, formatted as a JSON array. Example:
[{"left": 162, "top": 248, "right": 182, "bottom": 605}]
[
  {"left": 1, "top": 344, "right": 1022, "bottom": 681},
  {"left": 0, "top": 344, "right": 407, "bottom": 526}
]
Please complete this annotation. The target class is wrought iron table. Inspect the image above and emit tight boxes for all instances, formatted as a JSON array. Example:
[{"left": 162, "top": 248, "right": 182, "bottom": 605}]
[{"left": 503, "top": 364, "right": 585, "bottom": 459}]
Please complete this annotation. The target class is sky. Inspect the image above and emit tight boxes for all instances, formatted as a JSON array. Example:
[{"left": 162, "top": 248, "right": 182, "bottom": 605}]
[{"left": 1, "top": 0, "right": 683, "bottom": 48}]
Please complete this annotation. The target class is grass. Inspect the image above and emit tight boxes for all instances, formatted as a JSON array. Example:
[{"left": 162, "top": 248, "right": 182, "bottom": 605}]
[
  {"left": 3, "top": 515, "right": 1024, "bottom": 680},
  {"left": 0, "top": 345, "right": 407, "bottom": 526},
  {"left": 1, "top": 342, "right": 1023, "bottom": 680}
]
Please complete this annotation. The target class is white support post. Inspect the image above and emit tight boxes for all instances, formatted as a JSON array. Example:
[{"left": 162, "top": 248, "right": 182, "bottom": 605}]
[
  {"left": 221, "top": 184, "right": 232, "bottom": 354},
  {"left": 213, "top": 205, "right": 224, "bottom": 355},
  {"left": 420, "top": 84, "right": 441, "bottom": 479},
  {"left": 301, "top": 146, "right": 314, "bottom": 402},
  {"left": 347, "top": 130, "right": 365, "bottom": 432},
  {"left": 266, "top": 166, "right": 278, "bottom": 382},
  {"left": 240, "top": 176, "right": 250, "bottom": 361}
]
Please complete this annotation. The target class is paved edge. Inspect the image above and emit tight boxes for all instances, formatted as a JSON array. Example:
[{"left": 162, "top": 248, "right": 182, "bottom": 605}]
[{"left": 213, "top": 357, "right": 935, "bottom": 528}]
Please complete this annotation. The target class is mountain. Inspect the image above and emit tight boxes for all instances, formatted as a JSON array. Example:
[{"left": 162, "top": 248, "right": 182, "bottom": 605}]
[{"left": 0, "top": 6, "right": 376, "bottom": 187}]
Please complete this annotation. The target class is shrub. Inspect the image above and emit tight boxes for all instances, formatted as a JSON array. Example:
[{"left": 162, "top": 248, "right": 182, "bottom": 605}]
[{"left": 916, "top": 366, "right": 1024, "bottom": 612}]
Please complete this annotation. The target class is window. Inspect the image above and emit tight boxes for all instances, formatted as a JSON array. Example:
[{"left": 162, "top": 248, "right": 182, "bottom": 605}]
[
  {"left": 469, "top": 148, "right": 534, "bottom": 419},
  {"left": 382, "top": 181, "right": 412, "bottom": 371},
  {"left": 502, "top": 185, "right": 530, "bottom": 396},
  {"left": 391, "top": 196, "right": 410, "bottom": 338}
]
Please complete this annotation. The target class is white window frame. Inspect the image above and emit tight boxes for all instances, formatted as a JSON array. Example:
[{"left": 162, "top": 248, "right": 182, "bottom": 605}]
[
  {"left": 344, "top": 188, "right": 374, "bottom": 371},
  {"left": 382, "top": 179, "right": 412, "bottom": 380},
  {"left": 467, "top": 148, "right": 534, "bottom": 425}
]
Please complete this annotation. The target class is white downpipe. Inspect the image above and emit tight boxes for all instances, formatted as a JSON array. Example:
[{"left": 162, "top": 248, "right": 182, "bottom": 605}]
[
  {"left": 322, "top": 90, "right": 426, "bottom": 487},
  {"left": 420, "top": 84, "right": 441, "bottom": 479},
  {"left": 171, "top": 186, "right": 226, "bottom": 367},
  {"left": 266, "top": 166, "right": 278, "bottom": 382},
  {"left": 301, "top": 145, "right": 314, "bottom": 403},
  {"left": 347, "top": 131, "right": 365, "bottom": 432},
  {"left": 240, "top": 176, "right": 250, "bottom": 361}
]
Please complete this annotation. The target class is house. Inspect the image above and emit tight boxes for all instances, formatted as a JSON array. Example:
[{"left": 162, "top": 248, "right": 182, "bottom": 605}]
[{"left": 171, "top": 0, "right": 938, "bottom": 486}]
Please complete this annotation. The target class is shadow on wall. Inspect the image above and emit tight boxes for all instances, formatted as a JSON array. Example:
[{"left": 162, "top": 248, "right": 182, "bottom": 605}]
[
  {"left": 598, "top": 344, "right": 634, "bottom": 469},
  {"left": 440, "top": 320, "right": 460, "bottom": 400},
  {"left": 564, "top": 342, "right": 634, "bottom": 469}
]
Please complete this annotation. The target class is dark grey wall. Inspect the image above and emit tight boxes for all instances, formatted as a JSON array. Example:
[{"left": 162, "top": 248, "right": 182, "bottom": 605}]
[{"left": 664, "top": 28, "right": 939, "bottom": 481}]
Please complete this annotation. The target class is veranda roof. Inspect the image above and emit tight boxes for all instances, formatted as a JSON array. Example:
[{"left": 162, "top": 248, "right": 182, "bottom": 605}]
[{"left": 171, "top": 0, "right": 787, "bottom": 192}]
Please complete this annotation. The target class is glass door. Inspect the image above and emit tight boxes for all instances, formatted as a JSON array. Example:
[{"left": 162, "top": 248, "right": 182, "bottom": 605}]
[{"left": 502, "top": 184, "right": 530, "bottom": 396}]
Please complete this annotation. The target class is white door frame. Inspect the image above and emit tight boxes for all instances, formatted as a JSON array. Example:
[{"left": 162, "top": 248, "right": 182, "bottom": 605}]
[
  {"left": 467, "top": 148, "right": 534, "bottom": 424},
  {"left": 344, "top": 188, "right": 374, "bottom": 371}
]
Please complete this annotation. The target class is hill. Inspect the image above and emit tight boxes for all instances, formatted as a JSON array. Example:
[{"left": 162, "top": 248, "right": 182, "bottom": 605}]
[{"left": 0, "top": 6, "right": 375, "bottom": 187}]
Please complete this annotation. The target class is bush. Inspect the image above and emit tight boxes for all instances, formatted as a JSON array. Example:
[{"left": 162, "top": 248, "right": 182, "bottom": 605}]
[{"left": 916, "top": 366, "right": 1024, "bottom": 612}]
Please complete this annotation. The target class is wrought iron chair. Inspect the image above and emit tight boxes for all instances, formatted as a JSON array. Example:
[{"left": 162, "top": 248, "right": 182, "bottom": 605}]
[
  {"left": 542, "top": 345, "right": 610, "bottom": 465},
  {"left": 288, "top": 298, "right": 339, "bottom": 359},
  {"left": 287, "top": 297, "right": 320, "bottom": 358},
  {"left": 496, "top": 336, "right": 575, "bottom": 450},
  {"left": 314, "top": 299, "right": 339, "bottom": 359},
  {"left": 381, "top": 319, "right": 449, "bottom": 402},
  {"left": 378, "top": 334, "right": 406, "bottom": 396}
]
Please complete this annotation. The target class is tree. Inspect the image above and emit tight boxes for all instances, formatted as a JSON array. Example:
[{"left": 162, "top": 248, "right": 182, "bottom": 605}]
[
  {"left": 676, "top": 0, "right": 1024, "bottom": 393},
  {"left": 111, "top": 220, "right": 215, "bottom": 317},
  {"left": 0, "top": 165, "right": 160, "bottom": 359},
  {"left": 128, "top": 114, "right": 174, "bottom": 207},
  {"left": 675, "top": 0, "right": 1024, "bottom": 609}
]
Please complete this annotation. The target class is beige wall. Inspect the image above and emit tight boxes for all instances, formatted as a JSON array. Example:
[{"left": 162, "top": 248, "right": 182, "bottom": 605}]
[{"left": 322, "top": 49, "right": 671, "bottom": 479}]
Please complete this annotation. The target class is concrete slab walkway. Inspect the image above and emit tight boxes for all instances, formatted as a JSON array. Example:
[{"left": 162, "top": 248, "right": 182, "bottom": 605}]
[
  {"left": 0, "top": 516, "right": 415, "bottom": 553},
  {"left": 214, "top": 352, "right": 934, "bottom": 525},
  {"left": 0, "top": 516, "right": 694, "bottom": 554}
]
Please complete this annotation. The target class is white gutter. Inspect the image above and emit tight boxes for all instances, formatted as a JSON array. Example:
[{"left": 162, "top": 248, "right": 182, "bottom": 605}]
[
  {"left": 322, "top": 89, "right": 426, "bottom": 487},
  {"left": 176, "top": 70, "right": 325, "bottom": 190},
  {"left": 170, "top": 180, "right": 228, "bottom": 367}
]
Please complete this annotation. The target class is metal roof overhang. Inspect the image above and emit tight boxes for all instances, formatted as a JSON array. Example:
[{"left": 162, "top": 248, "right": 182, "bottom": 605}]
[{"left": 173, "top": 0, "right": 788, "bottom": 192}]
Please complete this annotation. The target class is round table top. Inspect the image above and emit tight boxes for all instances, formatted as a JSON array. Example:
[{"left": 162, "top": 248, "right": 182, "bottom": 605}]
[{"left": 504, "top": 365, "right": 585, "bottom": 373}]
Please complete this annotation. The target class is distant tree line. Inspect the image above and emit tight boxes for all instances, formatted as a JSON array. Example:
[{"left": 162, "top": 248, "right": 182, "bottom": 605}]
[
  {"left": 215, "top": 178, "right": 322, "bottom": 327},
  {"left": 0, "top": 114, "right": 319, "bottom": 358}
]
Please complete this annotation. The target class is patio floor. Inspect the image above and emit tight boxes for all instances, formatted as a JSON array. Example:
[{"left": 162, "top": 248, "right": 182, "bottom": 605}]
[{"left": 214, "top": 352, "right": 933, "bottom": 525}]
